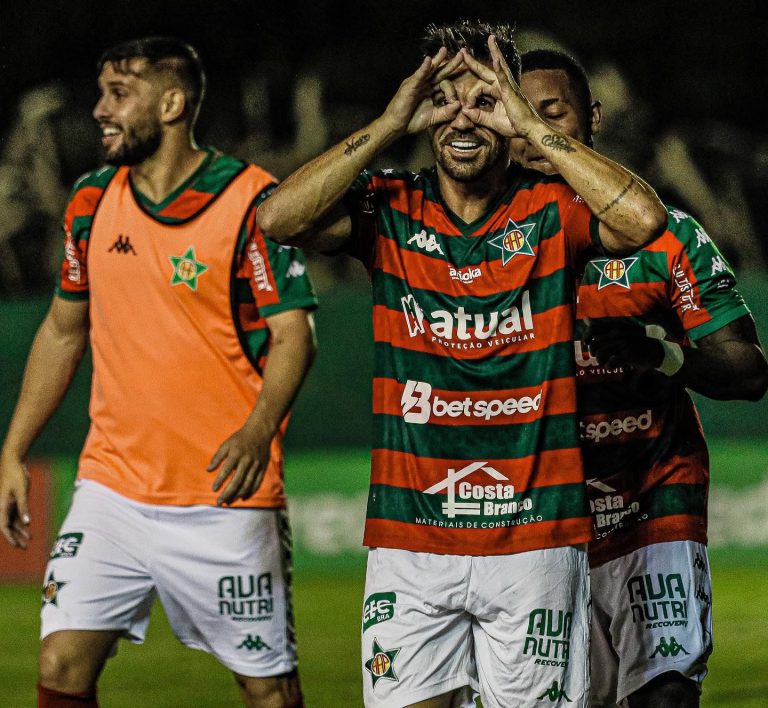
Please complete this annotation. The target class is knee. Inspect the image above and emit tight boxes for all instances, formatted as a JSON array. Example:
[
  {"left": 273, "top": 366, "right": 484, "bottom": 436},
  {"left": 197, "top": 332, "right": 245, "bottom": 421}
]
[
  {"left": 627, "top": 672, "right": 699, "bottom": 708},
  {"left": 39, "top": 643, "right": 90, "bottom": 694},
  {"left": 234, "top": 671, "right": 303, "bottom": 708}
]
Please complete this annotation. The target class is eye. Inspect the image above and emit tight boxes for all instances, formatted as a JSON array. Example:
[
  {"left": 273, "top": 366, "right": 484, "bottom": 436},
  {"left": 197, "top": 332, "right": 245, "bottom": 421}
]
[
  {"left": 476, "top": 95, "right": 495, "bottom": 110},
  {"left": 432, "top": 94, "right": 450, "bottom": 107}
]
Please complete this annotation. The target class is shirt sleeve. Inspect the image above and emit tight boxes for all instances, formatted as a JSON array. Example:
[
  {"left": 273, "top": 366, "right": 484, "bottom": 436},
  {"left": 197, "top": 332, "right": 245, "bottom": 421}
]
[
  {"left": 664, "top": 208, "right": 750, "bottom": 341},
  {"left": 340, "top": 168, "right": 379, "bottom": 268},
  {"left": 55, "top": 175, "right": 108, "bottom": 300},
  {"left": 236, "top": 193, "right": 318, "bottom": 318},
  {"left": 560, "top": 187, "right": 602, "bottom": 273}
]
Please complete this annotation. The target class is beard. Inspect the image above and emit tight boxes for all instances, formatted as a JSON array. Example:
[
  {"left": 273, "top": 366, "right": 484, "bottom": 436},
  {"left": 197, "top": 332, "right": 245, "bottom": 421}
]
[
  {"left": 433, "top": 131, "right": 508, "bottom": 183},
  {"left": 103, "top": 117, "right": 162, "bottom": 166}
]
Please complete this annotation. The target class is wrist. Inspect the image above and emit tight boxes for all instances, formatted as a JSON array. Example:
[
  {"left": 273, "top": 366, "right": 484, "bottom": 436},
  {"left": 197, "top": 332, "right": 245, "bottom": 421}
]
[{"left": 655, "top": 340, "right": 685, "bottom": 376}]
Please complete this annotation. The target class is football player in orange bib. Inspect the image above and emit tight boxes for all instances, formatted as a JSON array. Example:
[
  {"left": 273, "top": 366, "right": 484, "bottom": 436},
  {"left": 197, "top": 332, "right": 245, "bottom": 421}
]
[{"left": 0, "top": 37, "right": 317, "bottom": 708}]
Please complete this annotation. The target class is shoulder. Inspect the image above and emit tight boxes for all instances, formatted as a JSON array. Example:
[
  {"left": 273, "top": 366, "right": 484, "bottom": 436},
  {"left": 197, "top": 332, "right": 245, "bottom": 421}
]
[{"left": 64, "top": 165, "right": 119, "bottom": 223}]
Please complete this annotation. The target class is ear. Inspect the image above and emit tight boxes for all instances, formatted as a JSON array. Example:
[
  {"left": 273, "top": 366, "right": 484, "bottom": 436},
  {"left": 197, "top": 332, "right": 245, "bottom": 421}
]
[
  {"left": 159, "top": 88, "right": 186, "bottom": 124},
  {"left": 590, "top": 100, "right": 603, "bottom": 137}
]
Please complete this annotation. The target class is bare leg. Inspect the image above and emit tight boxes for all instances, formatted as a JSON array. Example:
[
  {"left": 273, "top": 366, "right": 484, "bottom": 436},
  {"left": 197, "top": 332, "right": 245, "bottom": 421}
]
[
  {"left": 234, "top": 669, "right": 304, "bottom": 708},
  {"left": 39, "top": 630, "right": 122, "bottom": 694},
  {"left": 626, "top": 672, "right": 699, "bottom": 708}
]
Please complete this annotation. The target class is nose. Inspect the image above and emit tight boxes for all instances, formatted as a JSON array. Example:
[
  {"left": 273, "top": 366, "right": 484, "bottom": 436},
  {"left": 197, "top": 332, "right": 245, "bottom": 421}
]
[
  {"left": 93, "top": 95, "right": 109, "bottom": 122},
  {"left": 448, "top": 108, "right": 475, "bottom": 131}
]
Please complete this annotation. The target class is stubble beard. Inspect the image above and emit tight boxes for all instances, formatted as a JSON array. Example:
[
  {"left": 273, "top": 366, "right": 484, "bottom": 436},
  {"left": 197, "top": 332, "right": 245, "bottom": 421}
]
[{"left": 104, "top": 118, "right": 163, "bottom": 166}]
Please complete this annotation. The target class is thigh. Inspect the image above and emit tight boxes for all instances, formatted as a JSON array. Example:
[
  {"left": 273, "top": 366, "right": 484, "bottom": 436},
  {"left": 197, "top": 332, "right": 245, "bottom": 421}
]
[
  {"left": 41, "top": 481, "right": 156, "bottom": 643},
  {"left": 470, "top": 546, "right": 591, "bottom": 708},
  {"left": 152, "top": 505, "right": 297, "bottom": 678},
  {"left": 591, "top": 541, "right": 712, "bottom": 704},
  {"left": 361, "top": 549, "right": 477, "bottom": 708},
  {"left": 589, "top": 589, "right": 620, "bottom": 708}
]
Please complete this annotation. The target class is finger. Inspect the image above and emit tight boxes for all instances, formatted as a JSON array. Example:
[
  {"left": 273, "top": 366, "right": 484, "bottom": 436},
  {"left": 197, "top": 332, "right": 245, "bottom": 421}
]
[
  {"left": 459, "top": 49, "right": 497, "bottom": 84},
  {"left": 427, "top": 46, "right": 449, "bottom": 72},
  {"left": 432, "top": 100, "right": 462, "bottom": 126},
  {"left": 238, "top": 462, "right": 264, "bottom": 501},
  {"left": 431, "top": 51, "right": 466, "bottom": 83},
  {"left": 438, "top": 79, "right": 458, "bottom": 104},
  {"left": 207, "top": 443, "right": 228, "bottom": 472},
  {"left": 217, "top": 457, "right": 251, "bottom": 506},
  {"left": 212, "top": 454, "right": 238, "bottom": 492}
]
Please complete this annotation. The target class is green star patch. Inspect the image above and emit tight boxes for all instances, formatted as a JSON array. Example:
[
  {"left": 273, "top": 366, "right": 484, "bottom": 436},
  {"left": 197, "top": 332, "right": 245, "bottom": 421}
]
[
  {"left": 590, "top": 257, "right": 638, "bottom": 290},
  {"left": 169, "top": 246, "right": 208, "bottom": 291},
  {"left": 364, "top": 638, "right": 401, "bottom": 687},
  {"left": 489, "top": 219, "right": 536, "bottom": 265},
  {"left": 42, "top": 572, "right": 67, "bottom": 606}
]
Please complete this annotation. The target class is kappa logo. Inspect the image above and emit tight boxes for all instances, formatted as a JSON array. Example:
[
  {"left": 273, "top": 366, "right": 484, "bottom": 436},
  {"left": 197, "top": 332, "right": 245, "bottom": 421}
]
[
  {"left": 407, "top": 229, "right": 444, "bottom": 255},
  {"left": 108, "top": 234, "right": 137, "bottom": 255},
  {"left": 649, "top": 636, "right": 690, "bottom": 659},
  {"left": 237, "top": 634, "right": 272, "bottom": 651},
  {"left": 488, "top": 219, "right": 536, "bottom": 265},
  {"left": 285, "top": 260, "right": 306, "bottom": 278},
  {"left": 590, "top": 257, "right": 638, "bottom": 289},
  {"left": 537, "top": 680, "right": 572, "bottom": 702},
  {"left": 710, "top": 255, "right": 728, "bottom": 276}
]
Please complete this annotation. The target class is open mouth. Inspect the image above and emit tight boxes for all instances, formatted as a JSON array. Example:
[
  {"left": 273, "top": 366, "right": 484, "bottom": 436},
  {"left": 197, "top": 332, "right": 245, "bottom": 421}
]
[
  {"left": 100, "top": 124, "right": 122, "bottom": 147},
  {"left": 445, "top": 138, "right": 485, "bottom": 158}
]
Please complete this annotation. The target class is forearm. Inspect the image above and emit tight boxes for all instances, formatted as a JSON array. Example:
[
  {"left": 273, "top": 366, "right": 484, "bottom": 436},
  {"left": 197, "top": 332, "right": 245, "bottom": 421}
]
[
  {"left": 524, "top": 119, "right": 666, "bottom": 248},
  {"left": 256, "top": 116, "right": 400, "bottom": 242},
  {"left": 242, "top": 318, "right": 317, "bottom": 438},
  {"left": 1, "top": 314, "right": 87, "bottom": 461},
  {"left": 674, "top": 341, "right": 768, "bottom": 401}
]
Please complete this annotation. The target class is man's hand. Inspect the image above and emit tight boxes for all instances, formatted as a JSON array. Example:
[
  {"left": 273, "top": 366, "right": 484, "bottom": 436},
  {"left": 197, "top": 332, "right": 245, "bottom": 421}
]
[
  {"left": 583, "top": 320, "right": 665, "bottom": 372},
  {"left": 381, "top": 48, "right": 463, "bottom": 135},
  {"left": 0, "top": 457, "right": 31, "bottom": 549},
  {"left": 207, "top": 422, "right": 273, "bottom": 506},
  {"left": 460, "top": 39, "right": 539, "bottom": 139}
]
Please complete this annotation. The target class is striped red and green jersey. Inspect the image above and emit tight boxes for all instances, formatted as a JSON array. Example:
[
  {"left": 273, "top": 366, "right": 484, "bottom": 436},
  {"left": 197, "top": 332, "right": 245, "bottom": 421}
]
[
  {"left": 57, "top": 147, "right": 317, "bottom": 370},
  {"left": 575, "top": 206, "right": 750, "bottom": 566},
  {"left": 344, "top": 166, "right": 601, "bottom": 555}
]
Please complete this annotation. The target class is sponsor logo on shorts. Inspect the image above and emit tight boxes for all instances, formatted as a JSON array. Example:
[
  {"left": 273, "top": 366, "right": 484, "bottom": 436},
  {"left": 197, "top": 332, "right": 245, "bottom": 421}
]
[
  {"left": 523, "top": 608, "right": 572, "bottom": 668},
  {"left": 363, "top": 592, "right": 396, "bottom": 631},
  {"left": 537, "top": 679, "right": 572, "bottom": 702},
  {"left": 649, "top": 636, "right": 690, "bottom": 659},
  {"left": 364, "top": 638, "right": 400, "bottom": 688},
  {"left": 42, "top": 572, "right": 67, "bottom": 607},
  {"left": 50, "top": 532, "right": 84, "bottom": 559},
  {"left": 401, "top": 380, "right": 542, "bottom": 425},
  {"left": 236, "top": 634, "right": 272, "bottom": 651},
  {"left": 420, "top": 461, "right": 540, "bottom": 526},
  {"left": 628, "top": 573, "right": 689, "bottom": 629},
  {"left": 218, "top": 573, "right": 274, "bottom": 622}
]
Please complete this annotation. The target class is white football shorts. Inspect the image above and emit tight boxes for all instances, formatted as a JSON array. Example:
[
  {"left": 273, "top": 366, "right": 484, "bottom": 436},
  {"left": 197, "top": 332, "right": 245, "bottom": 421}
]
[
  {"left": 41, "top": 479, "right": 296, "bottom": 677},
  {"left": 589, "top": 540, "right": 712, "bottom": 706},
  {"left": 361, "top": 545, "right": 590, "bottom": 707}
]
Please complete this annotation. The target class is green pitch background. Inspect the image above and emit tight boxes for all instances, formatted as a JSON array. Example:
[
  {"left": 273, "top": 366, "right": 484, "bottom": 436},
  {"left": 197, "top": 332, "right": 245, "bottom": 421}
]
[{"left": 1, "top": 443, "right": 767, "bottom": 707}]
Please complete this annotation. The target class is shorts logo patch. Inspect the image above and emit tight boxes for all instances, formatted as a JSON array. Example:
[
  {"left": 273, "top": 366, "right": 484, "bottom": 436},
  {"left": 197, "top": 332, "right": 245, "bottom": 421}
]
[
  {"left": 363, "top": 592, "right": 396, "bottom": 631},
  {"left": 50, "top": 532, "right": 84, "bottom": 559},
  {"left": 236, "top": 634, "right": 272, "bottom": 651},
  {"left": 42, "top": 572, "right": 67, "bottom": 606},
  {"left": 627, "top": 573, "right": 689, "bottom": 629},
  {"left": 649, "top": 636, "right": 690, "bottom": 659},
  {"left": 364, "top": 638, "right": 400, "bottom": 687},
  {"left": 523, "top": 608, "right": 572, "bottom": 668},
  {"left": 537, "top": 680, "right": 572, "bottom": 702},
  {"left": 218, "top": 573, "right": 274, "bottom": 622}
]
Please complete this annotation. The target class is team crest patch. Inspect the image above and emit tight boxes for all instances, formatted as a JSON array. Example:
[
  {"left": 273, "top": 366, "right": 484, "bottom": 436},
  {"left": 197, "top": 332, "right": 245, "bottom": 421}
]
[
  {"left": 488, "top": 219, "right": 536, "bottom": 265},
  {"left": 590, "top": 257, "right": 638, "bottom": 290},
  {"left": 169, "top": 246, "right": 208, "bottom": 291},
  {"left": 364, "top": 638, "right": 401, "bottom": 687},
  {"left": 42, "top": 572, "right": 67, "bottom": 606}
]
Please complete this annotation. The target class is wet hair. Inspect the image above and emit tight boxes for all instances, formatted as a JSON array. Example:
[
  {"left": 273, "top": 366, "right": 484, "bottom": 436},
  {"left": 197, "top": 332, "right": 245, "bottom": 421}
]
[
  {"left": 420, "top": 19, "right": 521, "bottom": 81},
  {"left": 98, "top": 36, "right": 206, "bottom": 125},
  {"left": 521, "top": 49, "right": 593, "bottom": 128}
]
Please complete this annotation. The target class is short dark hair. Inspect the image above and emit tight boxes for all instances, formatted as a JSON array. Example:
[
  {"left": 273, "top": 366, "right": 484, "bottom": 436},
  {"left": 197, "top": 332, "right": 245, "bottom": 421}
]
[
  {"left": 521, "top": 49, "right": 592, "bottom": 125},
  {"left": 420, "top": 19, "right": 521, "bottom": 82},
  {"left": 98, "top": 36, "right": 206, "bottom": 125}
]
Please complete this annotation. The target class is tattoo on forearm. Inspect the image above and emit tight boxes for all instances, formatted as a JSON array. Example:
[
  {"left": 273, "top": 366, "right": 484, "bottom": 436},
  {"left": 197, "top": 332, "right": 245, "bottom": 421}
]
[
  {"left": 597, "top": 178, "right": 634, "bottom": 216},
  {"left": 541, "top": 134, "right": 576, "bottom": 153},
  {"left": 344, "top": 134, "right": 371, "bottom": 156}
]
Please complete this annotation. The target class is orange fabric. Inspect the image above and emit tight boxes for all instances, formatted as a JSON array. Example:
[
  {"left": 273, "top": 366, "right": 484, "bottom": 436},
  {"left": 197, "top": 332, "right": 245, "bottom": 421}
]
[{"left": 78, "top": 165, "right": 286, "bottom": 507}]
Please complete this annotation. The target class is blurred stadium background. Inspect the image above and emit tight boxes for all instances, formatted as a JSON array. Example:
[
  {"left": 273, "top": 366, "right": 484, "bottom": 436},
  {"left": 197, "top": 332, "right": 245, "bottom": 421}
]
[{"left": 1, "top": 1, "right": 766, "bottom": 706}]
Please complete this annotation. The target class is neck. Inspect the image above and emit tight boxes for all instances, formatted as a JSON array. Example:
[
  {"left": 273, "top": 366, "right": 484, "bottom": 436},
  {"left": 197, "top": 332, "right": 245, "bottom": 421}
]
[
  {"left": 130, "top": 131, "right": 206, "bottom": 203},
  {"left": 436, "top": 161, "right": 510, "bottom": 223}
]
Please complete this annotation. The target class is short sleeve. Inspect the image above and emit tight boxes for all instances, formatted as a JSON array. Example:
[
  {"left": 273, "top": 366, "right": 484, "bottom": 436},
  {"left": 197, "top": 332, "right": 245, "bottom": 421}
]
[{"left": 561, "top": 189, "right": 602, "bottom": 273}]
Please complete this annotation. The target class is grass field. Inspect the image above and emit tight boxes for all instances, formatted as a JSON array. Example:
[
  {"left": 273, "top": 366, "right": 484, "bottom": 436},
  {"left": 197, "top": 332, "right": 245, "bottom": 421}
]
[{"left": 1, "top": 564, "right": 766, "bottom": 707}]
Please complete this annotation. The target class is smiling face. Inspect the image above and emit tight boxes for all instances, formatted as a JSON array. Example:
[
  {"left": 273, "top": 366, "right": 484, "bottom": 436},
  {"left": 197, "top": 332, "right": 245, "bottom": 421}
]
[
  {"left": 92, "top": 58, "right": 164, "bottom": 166},
  {"left": 512, "top": 68, "right": 594, "bottom": 175},
  {"left": 429, "top": 68, "right": 508, "bottom": 183}
]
